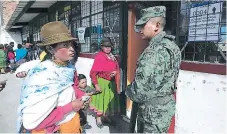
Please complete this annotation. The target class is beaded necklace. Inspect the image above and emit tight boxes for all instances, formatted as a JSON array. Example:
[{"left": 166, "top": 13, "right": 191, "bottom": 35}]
[{"left": 52, "top": 60, "right": 68, "bottom": 67}]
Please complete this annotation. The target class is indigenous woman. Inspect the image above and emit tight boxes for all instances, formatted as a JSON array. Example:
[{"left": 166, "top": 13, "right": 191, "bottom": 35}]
[
  {"left": 90, "top": 37, "right": 121, "bottom": 128},
  {"left": 0, "top": 44, "right": 6, "bottom": 73},
  {"left": 17, "top": 21, "right": 85, "bottom": 133}
]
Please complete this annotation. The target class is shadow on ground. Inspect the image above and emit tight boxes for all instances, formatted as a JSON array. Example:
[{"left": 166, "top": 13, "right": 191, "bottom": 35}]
[{"left": 86, "top": 114, "right": 130, "bottom": 133}]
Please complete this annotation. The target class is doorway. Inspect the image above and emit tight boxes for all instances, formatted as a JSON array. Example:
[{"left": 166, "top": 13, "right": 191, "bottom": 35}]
[{"left": 126, "top": 1, "right": 179, "bottom": 133}]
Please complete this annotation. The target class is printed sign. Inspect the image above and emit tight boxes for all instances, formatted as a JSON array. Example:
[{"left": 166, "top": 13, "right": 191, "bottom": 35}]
[
  {"left": 188, "top": 2, "right": 223, "bottom": 41},
  {"left": 77, "top": 27, "right": 86, "bottom": 43}
]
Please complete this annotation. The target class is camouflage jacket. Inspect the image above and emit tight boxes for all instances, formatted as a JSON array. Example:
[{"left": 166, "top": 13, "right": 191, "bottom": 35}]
[{"left": 126, "top": 31, "right": 181, "bottom": 104}]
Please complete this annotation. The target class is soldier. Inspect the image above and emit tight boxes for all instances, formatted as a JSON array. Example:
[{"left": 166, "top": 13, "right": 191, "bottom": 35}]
[{"left": 126, "top": 6, "right": 181, "bottom": 133}]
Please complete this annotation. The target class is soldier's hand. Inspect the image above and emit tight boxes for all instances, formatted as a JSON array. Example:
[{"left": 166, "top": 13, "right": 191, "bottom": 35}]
[{"left": 16, "top": 71, "right": 27, "bottom": 78}]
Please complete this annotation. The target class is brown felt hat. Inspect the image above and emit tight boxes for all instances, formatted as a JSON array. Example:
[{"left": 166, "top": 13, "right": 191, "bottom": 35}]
[
  {"left": 38, "top": 21, "right": 77, "bottom": 46},
  {"left": 100, "top": 37, "right": 113, "bottom": 47}
]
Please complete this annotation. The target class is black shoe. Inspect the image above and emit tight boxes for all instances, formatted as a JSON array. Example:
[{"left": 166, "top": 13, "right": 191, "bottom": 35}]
[{"left": 83, "top": 124, "right": 92, "bottom": 129}]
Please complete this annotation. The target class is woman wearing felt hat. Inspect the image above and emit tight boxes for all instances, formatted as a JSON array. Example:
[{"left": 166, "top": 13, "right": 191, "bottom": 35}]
[
  {"left": 89, "top": 37, "right": 121, "bottom": 128},
  {"left": 17, "top": 21, "right": 85, "bottom": 133}
]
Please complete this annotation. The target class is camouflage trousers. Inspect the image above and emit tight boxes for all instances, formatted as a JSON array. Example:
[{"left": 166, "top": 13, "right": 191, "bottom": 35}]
[{"left": 137, "top": 98, "right": 175, "bottom": 134}]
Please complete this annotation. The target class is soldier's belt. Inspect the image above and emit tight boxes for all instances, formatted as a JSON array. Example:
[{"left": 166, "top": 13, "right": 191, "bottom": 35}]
[{"left": 147, "top": 95, "right": 173, "bottom": 105}]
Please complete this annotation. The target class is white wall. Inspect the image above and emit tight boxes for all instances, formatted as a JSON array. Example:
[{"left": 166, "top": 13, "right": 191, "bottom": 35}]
[
  {"left": 175, "top": 70, "right": 226, "bottom": 134},
  {"left": 0, "top": 28, "right": 22, "bottom": 50},
  {"left": 76, "top": 57, "right": 227, "bottom": 133},
  {"left": 75, "top": 57, "right": 94, "bottom": 86}
]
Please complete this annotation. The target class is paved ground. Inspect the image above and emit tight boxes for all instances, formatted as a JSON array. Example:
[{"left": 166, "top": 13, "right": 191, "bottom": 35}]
[
  {"left": 0, "top": 73, "right": 129, "bottom": 133},
  {"left": 0, "top": 73, "right": 21, "bottom": 133}
]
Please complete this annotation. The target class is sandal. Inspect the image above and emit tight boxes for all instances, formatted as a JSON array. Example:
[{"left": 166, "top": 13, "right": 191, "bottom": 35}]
[
  {"left": 83, "top": 123, "right": 92, "bottom": 129},
  {"left": 96, "top": 117, "right": 103, "bottom": 128},
  {"left": 96, "top": 120, "right": 103, "bottom": 128}
]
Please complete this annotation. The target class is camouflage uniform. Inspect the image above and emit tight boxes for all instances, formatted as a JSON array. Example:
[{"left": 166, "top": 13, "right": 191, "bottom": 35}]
[{"left": 126, "top": 6, "right": 181, "bottom": 133}]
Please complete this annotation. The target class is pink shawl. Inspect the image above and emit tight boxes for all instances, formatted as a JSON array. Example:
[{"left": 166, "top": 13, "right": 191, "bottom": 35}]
[{"left": 91, "top": 51, "right": 121, "bottom": 94}]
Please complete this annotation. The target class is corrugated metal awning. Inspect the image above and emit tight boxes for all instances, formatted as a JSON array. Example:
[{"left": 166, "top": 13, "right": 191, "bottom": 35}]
[
  {"left": 6, "top": 1, "right": 34, "bottom": 30},
  {"left": 5, "top": 0, "right": 57, "bottom": 30}
]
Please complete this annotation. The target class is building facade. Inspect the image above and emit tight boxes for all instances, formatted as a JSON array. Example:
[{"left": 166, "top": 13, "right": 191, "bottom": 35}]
[
  {"left": 0, "top": 1, "right": 21, "bottom": 50},
  {"left": 5, "top": 1, "right": 227, "bottom": 133}
]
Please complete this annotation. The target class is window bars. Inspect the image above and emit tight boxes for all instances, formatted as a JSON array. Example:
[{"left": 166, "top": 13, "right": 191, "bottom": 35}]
[
  {"left": 135, "top": 1, "right": 226, "bottom": 64},
  {"left": 179, "top": 1, "right": 226, "bottom": 64},
  {"left": 71, "top": 1, "right": 121, "bottom": 55}
]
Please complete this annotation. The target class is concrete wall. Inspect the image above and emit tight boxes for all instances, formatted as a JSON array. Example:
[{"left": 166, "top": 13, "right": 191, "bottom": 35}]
[
  {"left": 75, "top": 57, "right": 226, "bottom": 133},
  {"left": 2, "top": 1, "right": 18, "bottom": 27},
  {"left": 0, "top": 28, "right": 22, "bottom": 50},
  {"left": 75, "top": 57, "right": 94, "bottom": 86},
  {"left": 175, "top": 70, "right": 226, "bottom": 133},
  {"left": 0, "top": 0, "right": 20, "bottom": 50}
]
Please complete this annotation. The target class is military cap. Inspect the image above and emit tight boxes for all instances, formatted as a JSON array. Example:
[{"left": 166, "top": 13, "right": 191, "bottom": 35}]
[{"left": 135, "top": 6, "right": 166, "bottom": 26}]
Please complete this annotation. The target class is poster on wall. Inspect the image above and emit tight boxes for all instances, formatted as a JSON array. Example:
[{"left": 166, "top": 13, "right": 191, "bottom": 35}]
[
  {"left": 77, "top": 27, "right": 86, "bottom": 44},
  {"left": 188, "top": 2, "right": 223, "bottom": 41}
]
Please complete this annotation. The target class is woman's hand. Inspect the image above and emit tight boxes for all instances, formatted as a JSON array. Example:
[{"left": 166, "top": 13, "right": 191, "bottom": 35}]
[
  {"left": 16, "top": 71, "right": 27, "bottom": 78},
  {"left": 71, "top": 98, "right": 84, "bottom": 112},
  {"left": 110, "top": 71, "right": 117, "bottom": 77},
  {"left": 95, "top": 84, "right": 102, "bottom": 92},
  {"left": 84, "top": 98, "right": 92, "bottom": 106}
]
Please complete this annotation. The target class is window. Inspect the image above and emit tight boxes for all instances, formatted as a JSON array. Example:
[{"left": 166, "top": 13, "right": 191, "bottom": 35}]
[
  {"left": 49, "top": 11, "right": 56, "bottom": 22},
  {"left": 38, "top": 15, "right": 48, "bottom": 42},
  {"left": 103, "top": 7, "right": 121, "bottom": 54},
  {"left": 179, "top": 1, "right": 226, "bottom": 64},
  {"left": 22, "top": 25, "right": 29, "bottom": 42},
  {"left": 71, "top": 2, "right": 81, "bottom": 38},
  {"left": 80, "top": 1, "right": 103, "bottom": 53},
  {"left": 32, "top": 22, "right": 38, "bottom": 42},
  {"left": 58, "top": 2, "right": 71, "bottom": 28},
  {"left": 71, "top": 1, "right": 121, "bottom": 55}
]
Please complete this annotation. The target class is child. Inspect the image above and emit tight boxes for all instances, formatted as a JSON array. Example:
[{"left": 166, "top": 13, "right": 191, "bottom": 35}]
[{"left": 78, "top": 74, "right": 95, "bottom": 131}]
